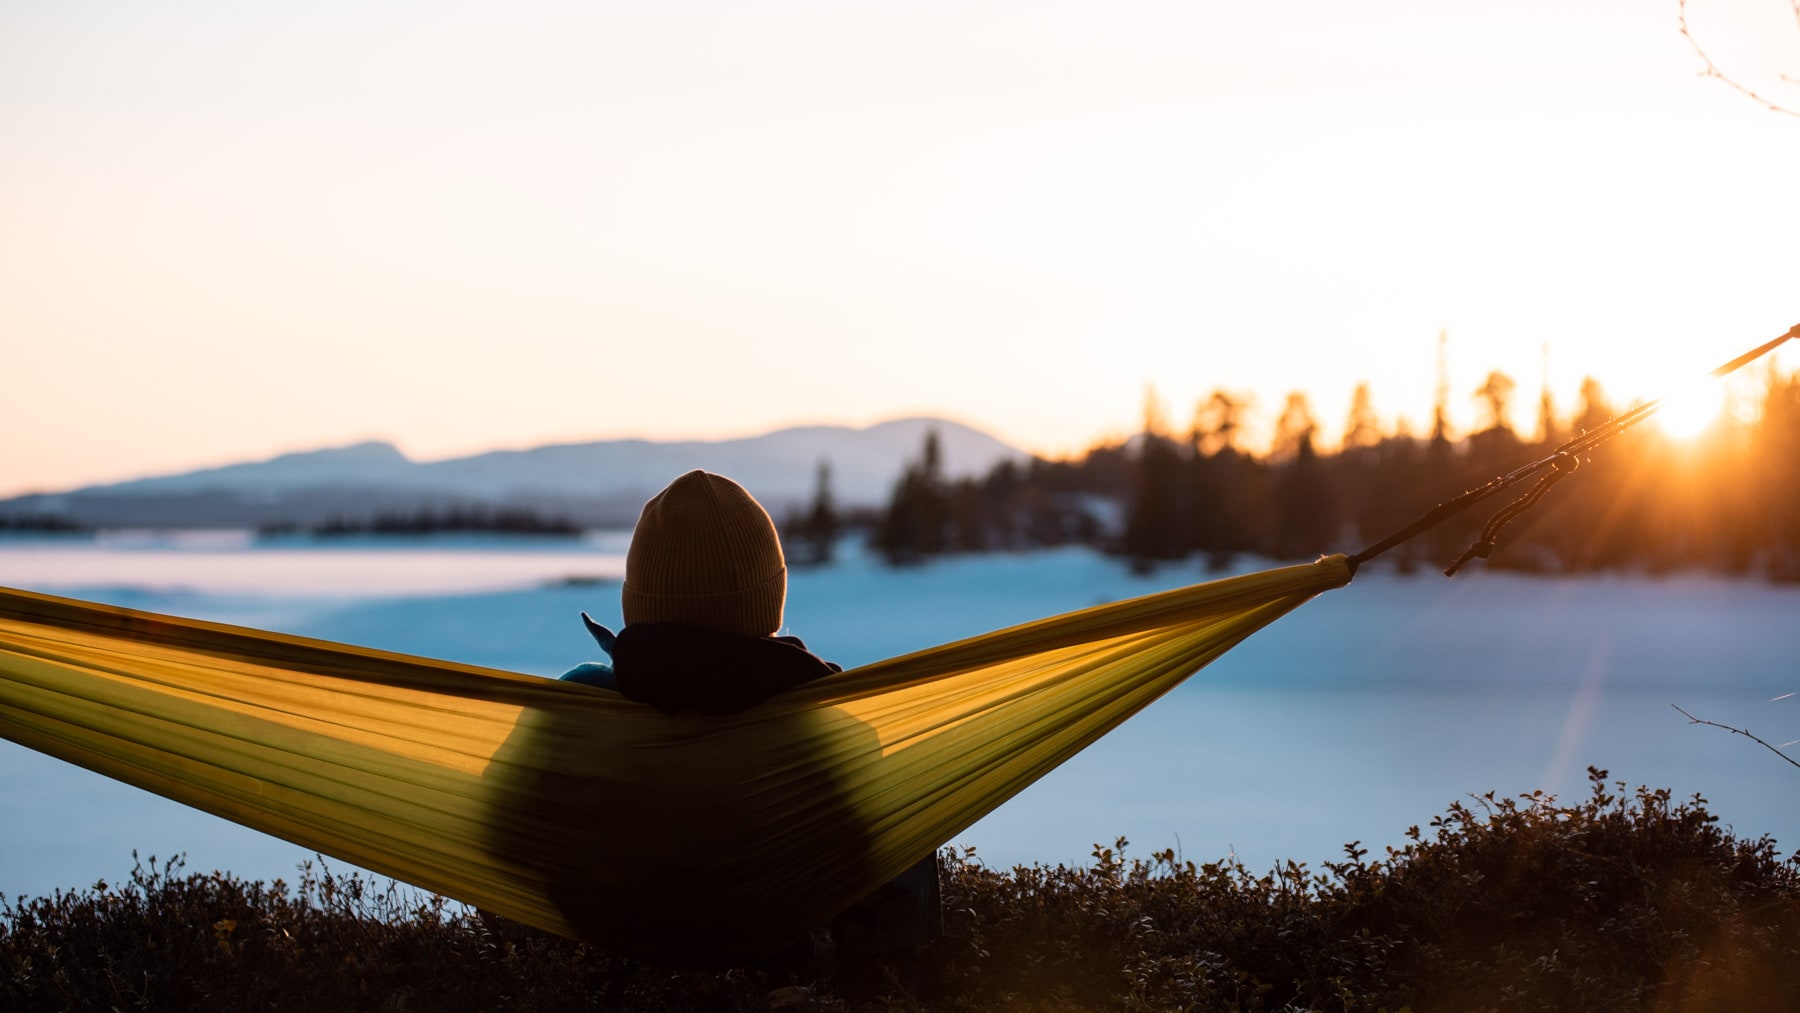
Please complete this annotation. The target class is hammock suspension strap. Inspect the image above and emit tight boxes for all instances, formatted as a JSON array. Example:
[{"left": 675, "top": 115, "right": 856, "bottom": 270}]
[{"left": 1443, "top": 452, "right": 1579, "bottom": 577}]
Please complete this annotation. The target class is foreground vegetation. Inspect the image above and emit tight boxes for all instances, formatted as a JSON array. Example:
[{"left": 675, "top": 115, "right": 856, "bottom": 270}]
[{"left": 4, "top": 769, "right": 1796, "bottom": 1011}]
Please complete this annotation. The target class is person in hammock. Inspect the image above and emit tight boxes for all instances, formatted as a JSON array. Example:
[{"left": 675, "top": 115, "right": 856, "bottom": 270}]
[
  {"left": 561, "top": 469, "right": 942, "bottom": 982},
  {"left": 559, "top": 469, "right": 839, "bottom": 710}
]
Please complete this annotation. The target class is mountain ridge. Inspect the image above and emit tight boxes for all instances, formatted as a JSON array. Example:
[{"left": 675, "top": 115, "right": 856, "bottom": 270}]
[{"left": 2, "top": 417, "right": 1026, "bottom": 529}]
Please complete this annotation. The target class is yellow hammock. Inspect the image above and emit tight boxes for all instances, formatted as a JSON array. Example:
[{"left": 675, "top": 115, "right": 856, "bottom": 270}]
[{"left": 0, "top": 555, "right": 1350, "bottom": 965}]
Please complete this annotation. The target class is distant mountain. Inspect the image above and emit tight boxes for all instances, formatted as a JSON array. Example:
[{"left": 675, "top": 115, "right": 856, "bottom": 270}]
[{"left": 0, "top": 418, "right": 1026, "bottom": 530}]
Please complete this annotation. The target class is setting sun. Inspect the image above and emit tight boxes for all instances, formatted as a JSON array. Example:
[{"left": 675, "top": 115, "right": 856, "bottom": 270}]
[{"left": 1652, "top": 381, "right": 1725, "bottom": 441}]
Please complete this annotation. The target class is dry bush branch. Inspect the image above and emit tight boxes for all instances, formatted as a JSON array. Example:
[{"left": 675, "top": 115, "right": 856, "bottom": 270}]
[
  {"left": 1673, "top": 703, "right": 1800, "bottom": 769},
  {"left": 1680, "top": 0, "right": 1800, "bottom": 116}
]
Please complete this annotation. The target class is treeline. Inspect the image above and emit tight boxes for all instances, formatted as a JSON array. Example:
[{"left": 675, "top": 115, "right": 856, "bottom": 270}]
[
  {"left": 862, "top": 367, "right": 1800, "bottom": 579},
  {"left": 0, "top": 512, "right": 88, "bottom": 534},
  {"left": 261, "top": 505, "right": 582, "bottom": 538},
  {"left": 781, "top": 432, "right": 1118, "bottom": 569}
]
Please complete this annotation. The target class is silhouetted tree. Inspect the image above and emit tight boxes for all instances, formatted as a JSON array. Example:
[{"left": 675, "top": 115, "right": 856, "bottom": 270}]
[
  {"left": 784, "top": 458, "right": 841, "bottom": 566},
  {"left": 1758, "top": 368, "right": 1800, "bottom": 579},
  {"left": 1474, "top": 370, "right": 1516, "bottom": 433},
  {"left": 1270, "top": 391, "right": 1317, "bottom": 463},
  {"left": 1572, "top": 376, "right": 1613, "bottom": 436},
  {"left": 1467, "top": 370, "right": 1525, "bottom": 479},
  {"left": 1533, "top": 346, "right": 1561, "bottom": 447},
  {"left": 1342, "top": 382, "right": 1382, "bottom": 453},
  {"left": 1431, "top": 329, "right": 1453, "bottom": 446},
  {"left": 809, "top": 459, "right": 841, "bottom": 561},
  {"left": 1361, "top": 431, "right": 1428, "bottom": 571},
  {"left": 1275, "top": 426, "right": 1335, "bottom": 558},
  {"left": 1122, "top": 387, "right": 1187, "bottom": 568},
  {"left": 982, "top": 459, "right": 1022, "bottom": 550},
  {"left": 1420, "top": 402, "right": 1464, "bottom": 566},
  {"left": 1194, "top": 389, "right": 1248, "bottom": 456},
  {"left": 950, "top": 478, "right": 989, "bottom": 553},
  {"left": 875, "top": 429, "right": 951, "bottom": 564},
  {"left": 1265, "top": 392, "right": 1335, "bottom": 557}
]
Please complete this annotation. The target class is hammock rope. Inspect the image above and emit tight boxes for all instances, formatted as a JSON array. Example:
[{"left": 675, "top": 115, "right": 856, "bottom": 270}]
[{"left": 0, "top": 324, "right": 1793, "bottom": 964}]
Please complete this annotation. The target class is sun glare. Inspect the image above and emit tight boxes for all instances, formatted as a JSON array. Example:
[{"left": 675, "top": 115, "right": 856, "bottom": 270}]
[{"left": 1652, "top": 381, "right": 1723, "bottom": 441}]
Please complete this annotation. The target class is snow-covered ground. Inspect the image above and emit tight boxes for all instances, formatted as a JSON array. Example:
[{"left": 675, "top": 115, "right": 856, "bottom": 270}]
[{"left": 2, "top": 534, "right": 1796, "bottom": 903}]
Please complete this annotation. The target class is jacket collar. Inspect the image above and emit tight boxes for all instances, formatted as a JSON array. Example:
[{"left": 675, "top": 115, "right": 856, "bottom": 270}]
[{"left": 612, "top": 623, "right": 839, "bottom": 716}]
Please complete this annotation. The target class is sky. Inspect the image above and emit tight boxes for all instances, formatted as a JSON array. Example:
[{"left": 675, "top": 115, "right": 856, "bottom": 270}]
[{"left": 3, "top": 0, "right": 1798, "bottom": 498}]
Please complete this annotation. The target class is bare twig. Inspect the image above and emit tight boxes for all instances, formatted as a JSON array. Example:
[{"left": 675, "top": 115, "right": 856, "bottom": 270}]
[
  {"left": 1679, "top": 0, "right": 1800, "bottom": 117},
  {"left": 1672, "top": 703, "right": 1800, "bottom": 770}
]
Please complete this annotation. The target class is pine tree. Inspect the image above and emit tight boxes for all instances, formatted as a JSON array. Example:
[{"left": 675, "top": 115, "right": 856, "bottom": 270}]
[
  {"left": 1758, "top": 369, "right": 1800, "bottom": 579},
  {"left": 875, "top": 467, "right": 926, "bottom": 565},
  {"left": 803, "top": 458, "right": 840, "bottom": 565},
  {"left": 1122, "top": 387, "right": 1186, "bottom": 568},
  {"left": 874, "top": 428, "right": 951, "bottom": 564},
  {"left": 1534, "top": 343, "right": 1561, "bottom": 447},
  {"left": 1467, "top": 370, "right": 1523, "bottom": 477},
  {"left": 1187, "top": 389, "right": 1261, "bottom": 566},
  {"left": 1270, "top": 391, "right": 1317, "bottom": 462},
  {"left": 1274, "top": 400, "right": 1335, "bottom": 558},
  {"left": 1474, "top": 370, "right": 1517, "bottom": 433},
  {"left": 1342, "top": 382, "right": 1382, "bottom": 452}
]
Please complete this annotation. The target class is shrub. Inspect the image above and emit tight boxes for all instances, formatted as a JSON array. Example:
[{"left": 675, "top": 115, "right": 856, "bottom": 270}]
[
  {"left": 932, "top": 768, "right": 1800, "bottom": 1011},
  {"left": 5, "top": 769, "right": 1797, "bottom": 1011},
  {"left": 0, "top": 854, "right": 780, "bottom": 1012}
]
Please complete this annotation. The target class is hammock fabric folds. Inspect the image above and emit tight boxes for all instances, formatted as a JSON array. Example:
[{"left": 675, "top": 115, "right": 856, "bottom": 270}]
[{"left": 0, "top": 555, "right": 1352, "bottom": 965}]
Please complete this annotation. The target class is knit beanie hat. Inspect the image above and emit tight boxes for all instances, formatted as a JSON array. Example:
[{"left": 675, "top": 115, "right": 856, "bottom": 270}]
[{"left": 621, "top": 470, "right": 787, "bottom": 637}]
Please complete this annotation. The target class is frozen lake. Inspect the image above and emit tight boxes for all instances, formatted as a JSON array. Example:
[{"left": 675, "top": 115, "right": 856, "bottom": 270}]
[{"left": 2, "top": 533, "right": 1796, "bottom": 903}]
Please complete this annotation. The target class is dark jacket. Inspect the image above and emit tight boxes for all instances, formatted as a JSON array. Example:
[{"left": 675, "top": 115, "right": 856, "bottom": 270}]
[
  {"left": 614, "top": 623, "right": 841, "bottom": 716},
  {"left": 556, "top": 614, "right": 940, "bottom": 956},
  {"left": 559, "top": 617, "right": 840, "bottom": 716}
]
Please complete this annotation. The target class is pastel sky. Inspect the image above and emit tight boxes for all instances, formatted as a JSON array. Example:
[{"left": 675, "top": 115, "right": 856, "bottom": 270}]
[{"left": 3, "top": 0, "right": 1797, "bottom": 497}]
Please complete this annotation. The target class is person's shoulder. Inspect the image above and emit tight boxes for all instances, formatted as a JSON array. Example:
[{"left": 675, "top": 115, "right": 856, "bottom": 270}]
[
  {"left": 559, "top": 662, "right": 617, "bottom": 690},
  {"left": 772, "top": 634, "right": 842, "bottom": 673}
]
